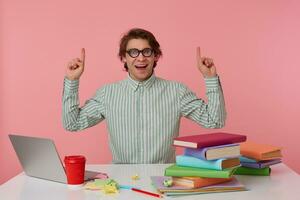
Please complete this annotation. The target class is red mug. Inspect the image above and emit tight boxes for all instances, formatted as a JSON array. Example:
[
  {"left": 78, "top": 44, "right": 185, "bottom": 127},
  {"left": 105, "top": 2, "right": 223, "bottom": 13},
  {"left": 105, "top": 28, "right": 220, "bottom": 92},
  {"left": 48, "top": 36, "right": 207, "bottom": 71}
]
[{"left": 64, "top": 155, "right": 86, "bottom": 185}]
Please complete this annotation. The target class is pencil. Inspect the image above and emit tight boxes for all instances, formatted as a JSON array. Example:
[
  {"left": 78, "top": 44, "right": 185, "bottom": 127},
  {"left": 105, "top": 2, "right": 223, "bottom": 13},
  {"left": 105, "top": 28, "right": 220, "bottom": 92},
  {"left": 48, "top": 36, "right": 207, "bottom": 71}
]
[
  {"left": 132, "top": 188, "right": 162, "bottom": 198},
  {"left": 119, "top": 184, "right": 140, "bottom": 190}
]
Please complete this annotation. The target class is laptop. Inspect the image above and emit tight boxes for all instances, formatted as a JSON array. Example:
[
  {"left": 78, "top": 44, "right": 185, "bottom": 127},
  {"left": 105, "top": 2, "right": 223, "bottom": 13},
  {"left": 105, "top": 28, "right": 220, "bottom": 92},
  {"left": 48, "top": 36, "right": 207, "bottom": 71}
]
[{"left": 9, "top": 134, "right": 100, "bottom": 184}]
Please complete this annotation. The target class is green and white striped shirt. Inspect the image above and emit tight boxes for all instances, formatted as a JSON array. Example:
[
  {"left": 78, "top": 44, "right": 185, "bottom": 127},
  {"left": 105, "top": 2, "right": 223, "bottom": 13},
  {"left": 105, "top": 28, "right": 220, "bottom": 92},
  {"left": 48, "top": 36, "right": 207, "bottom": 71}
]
[{"left": 62, "top": 74, "right": 226, "bottom": 164}]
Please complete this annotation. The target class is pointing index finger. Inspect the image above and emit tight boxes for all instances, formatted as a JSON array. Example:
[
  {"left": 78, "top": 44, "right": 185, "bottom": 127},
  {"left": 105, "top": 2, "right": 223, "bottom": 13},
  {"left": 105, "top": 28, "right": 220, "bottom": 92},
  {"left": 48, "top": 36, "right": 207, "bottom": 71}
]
[
  {"left": 196, "top": 47, "right": 202, "bottom": 64},
  {"left": 81, "top": 48, "right": 85, "bottom": 63}
]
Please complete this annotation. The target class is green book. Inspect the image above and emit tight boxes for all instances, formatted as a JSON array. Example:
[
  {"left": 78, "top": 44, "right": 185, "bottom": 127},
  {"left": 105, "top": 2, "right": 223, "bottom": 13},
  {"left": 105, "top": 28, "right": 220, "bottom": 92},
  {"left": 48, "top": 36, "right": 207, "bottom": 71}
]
[
  {"left": 164, "top": 164, "right": 236, "bottom": 178},
  {"left": 234, "top": 166, "right": 271, "bottom": 176}
]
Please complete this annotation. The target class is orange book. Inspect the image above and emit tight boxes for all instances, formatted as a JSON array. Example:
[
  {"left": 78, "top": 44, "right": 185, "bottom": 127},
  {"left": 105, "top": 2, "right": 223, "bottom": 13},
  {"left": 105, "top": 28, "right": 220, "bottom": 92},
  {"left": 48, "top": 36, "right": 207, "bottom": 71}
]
[
  {"left": 240, "top": 141, "right": 282, "bottom": 161},
  {"left": 172, "top": 176, "right": 233, "bottom": 189}
]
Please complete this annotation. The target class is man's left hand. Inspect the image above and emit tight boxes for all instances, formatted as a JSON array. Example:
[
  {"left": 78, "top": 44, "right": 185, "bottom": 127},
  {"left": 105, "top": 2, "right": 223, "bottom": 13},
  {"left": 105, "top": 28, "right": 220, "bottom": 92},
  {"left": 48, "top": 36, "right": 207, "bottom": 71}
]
[{"left": 196, "top": 47, "right": 217, "bottom": 78}]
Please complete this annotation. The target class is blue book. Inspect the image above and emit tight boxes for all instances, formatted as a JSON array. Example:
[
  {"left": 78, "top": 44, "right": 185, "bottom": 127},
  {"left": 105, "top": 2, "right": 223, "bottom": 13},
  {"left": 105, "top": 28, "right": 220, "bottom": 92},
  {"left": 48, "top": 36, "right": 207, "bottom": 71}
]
[
  {"left": 241, "top": 159, "right": 282, "bottom": 169},
  {"left": 176, "top": 155, "right": 240, "bottom": 170},
  {"left": 184, "top": 143, "right": 240, "bottom": 160}
]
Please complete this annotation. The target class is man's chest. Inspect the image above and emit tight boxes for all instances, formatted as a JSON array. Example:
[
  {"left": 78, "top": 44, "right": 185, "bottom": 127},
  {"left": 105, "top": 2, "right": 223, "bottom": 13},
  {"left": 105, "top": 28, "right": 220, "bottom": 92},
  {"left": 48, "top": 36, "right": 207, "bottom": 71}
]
[{"left": 105, "top": 88, "right": 180, "bottom": 121}]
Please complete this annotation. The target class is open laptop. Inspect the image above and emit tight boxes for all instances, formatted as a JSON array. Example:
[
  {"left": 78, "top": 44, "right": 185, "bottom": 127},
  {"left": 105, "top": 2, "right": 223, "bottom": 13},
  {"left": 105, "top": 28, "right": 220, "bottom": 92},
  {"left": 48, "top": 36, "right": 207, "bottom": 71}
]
[{"left": 9, "top": 134, "right": 100, "bottom": 184}]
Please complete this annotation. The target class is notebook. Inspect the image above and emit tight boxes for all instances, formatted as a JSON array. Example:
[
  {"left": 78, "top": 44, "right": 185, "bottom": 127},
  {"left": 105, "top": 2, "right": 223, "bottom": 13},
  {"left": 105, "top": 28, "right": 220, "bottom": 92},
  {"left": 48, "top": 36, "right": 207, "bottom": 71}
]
[{"left": 9, "top": 134, "right": 100, "bottom": 184}]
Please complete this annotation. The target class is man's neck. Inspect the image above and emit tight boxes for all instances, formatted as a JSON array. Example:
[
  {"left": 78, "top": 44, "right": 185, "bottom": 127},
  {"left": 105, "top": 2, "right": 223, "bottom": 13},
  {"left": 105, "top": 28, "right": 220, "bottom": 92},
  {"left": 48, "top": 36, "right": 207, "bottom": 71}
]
[{"left": 128, "top": 72, "right": 154, "bottom": 83}]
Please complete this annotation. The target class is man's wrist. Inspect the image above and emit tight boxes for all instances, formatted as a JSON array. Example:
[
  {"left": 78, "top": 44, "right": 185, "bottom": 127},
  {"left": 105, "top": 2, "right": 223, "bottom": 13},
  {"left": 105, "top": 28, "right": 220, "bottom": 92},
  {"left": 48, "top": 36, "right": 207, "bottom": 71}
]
[
  {"left": 204, "top": 75, "right": 220, "bottom": 89},
  {"left": 64, "top": 77, "right": 79, "bottom": 92}
]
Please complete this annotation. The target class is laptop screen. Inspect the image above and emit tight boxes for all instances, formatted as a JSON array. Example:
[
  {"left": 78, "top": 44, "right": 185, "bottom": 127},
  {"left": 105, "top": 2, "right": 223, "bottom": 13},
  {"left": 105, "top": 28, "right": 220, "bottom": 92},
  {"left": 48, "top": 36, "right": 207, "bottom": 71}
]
[{"left": 9, "top": 134, "right": 67, "bottom": 183}]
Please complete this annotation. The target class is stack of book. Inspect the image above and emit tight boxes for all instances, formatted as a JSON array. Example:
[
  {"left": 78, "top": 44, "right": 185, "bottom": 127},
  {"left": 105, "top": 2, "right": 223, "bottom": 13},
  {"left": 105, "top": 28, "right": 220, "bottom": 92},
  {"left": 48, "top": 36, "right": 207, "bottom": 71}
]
[
  {"left": 150, "top": 176, "right": 246, "bottom": 196},
  {"left": 153, "top": 132, "right": 248, "bottom": 196},
  {"left": 234, "top": 141, "right": 282, "bottom": 176}
]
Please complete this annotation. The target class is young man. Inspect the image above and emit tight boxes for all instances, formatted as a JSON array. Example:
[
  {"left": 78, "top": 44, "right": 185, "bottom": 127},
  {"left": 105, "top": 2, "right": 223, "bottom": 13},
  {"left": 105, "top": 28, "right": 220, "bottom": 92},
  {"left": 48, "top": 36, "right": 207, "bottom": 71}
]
[{"left": 62, "top": 28, "right": 226, "bottom": 164}]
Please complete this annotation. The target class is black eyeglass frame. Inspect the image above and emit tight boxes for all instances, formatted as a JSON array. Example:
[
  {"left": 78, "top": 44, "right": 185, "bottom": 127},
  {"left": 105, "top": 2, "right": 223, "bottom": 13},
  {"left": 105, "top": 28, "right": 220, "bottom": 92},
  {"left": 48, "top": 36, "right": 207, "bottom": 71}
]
[{"left": 126, "top": 48, "right": 154, "bottom": 58}]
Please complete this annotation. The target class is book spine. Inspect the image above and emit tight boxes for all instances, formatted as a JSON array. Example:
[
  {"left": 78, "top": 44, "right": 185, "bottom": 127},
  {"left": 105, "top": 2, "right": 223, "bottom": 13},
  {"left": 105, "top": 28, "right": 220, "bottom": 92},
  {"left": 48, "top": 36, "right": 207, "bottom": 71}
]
[
  {"left": 176, "top": 155, "right": 223, "bottom": 170},
  {"left": 164, "top": 166, "right": 233, "bottom": 178},
  {"left": 240, "top": 162, "right": 262, "bottom": 168},
  {"left": 184, "top": 148, "right": 207, "bottom": 160},
  {"left": 234, "top": 166, "right": 271, "bottom": 176},
  {"left": 241, "top": 159, "right": 281, "bottom": 169},
  {"left": 164, "top": 169, "right": 231, "bottom": 178},
  {"left": 239, "top": 156, "right": 257, "bottom": 163}
]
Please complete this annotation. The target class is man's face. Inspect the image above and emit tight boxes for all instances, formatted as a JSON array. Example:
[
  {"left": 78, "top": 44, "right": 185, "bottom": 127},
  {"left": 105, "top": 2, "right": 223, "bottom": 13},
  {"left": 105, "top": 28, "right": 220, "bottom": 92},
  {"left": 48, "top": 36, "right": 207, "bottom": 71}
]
[{"left": 123, "top": 38, "right": 158, "bottom": 82}]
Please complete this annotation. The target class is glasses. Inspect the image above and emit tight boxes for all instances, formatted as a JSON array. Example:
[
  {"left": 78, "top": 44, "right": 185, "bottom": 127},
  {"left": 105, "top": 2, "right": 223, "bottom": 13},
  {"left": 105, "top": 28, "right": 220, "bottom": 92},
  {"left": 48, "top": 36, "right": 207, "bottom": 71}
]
[{"left": 126, "top": 48, "right": 154, "bottom": 58}]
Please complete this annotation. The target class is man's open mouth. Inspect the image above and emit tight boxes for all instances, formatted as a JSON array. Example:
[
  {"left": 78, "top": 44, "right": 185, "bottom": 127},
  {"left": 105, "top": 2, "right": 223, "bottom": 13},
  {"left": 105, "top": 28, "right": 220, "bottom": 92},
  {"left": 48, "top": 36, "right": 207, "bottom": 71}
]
[{"left": 135, "top": 64, "right": 148, "bottom": 69}]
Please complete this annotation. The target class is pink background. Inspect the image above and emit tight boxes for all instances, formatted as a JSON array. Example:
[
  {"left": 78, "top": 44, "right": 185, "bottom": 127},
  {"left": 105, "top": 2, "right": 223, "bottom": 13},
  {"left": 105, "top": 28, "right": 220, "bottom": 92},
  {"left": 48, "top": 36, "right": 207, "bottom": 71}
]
[{"left": 1, "top": 0, "right": 299, "bottom": 184}]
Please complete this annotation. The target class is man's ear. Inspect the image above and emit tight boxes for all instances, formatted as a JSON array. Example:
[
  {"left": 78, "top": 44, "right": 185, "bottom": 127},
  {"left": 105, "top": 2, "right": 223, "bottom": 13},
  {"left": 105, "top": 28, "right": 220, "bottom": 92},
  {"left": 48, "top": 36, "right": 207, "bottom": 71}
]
[
  {"left": 154, "top": 56, "right": 159, "bottom": 62},
  {"left": 122, "top": 56, "right": 127, "bottom": 63}
]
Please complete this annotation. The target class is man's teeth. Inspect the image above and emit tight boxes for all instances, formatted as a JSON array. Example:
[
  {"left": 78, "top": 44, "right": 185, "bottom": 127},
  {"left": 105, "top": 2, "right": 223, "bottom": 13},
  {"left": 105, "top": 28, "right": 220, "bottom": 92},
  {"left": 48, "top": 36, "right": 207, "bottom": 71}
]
[{"left": 135, "top": 64, "right": 147, "bottom": 68}]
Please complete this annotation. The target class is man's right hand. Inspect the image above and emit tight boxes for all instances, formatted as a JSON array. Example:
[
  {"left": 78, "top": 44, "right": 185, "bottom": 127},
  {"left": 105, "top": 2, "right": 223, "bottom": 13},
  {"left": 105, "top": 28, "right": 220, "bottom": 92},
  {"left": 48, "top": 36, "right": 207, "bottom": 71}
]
[{"left": 66, "top": 48, "right": 85, "bottom": 80}]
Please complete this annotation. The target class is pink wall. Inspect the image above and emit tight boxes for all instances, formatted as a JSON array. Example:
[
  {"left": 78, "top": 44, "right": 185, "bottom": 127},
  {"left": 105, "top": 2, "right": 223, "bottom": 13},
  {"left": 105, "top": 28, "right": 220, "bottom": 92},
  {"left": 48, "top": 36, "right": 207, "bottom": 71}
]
[{"left": 1, "top": 0, "right": 300, "bottom": 184}]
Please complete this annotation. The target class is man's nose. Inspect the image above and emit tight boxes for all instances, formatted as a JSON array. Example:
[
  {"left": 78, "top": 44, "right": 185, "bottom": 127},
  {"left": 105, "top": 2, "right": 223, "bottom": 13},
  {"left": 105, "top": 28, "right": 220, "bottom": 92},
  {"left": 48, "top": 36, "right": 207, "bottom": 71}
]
[{"left": 137, "top": 53, "right": 146, "bottom": 61}]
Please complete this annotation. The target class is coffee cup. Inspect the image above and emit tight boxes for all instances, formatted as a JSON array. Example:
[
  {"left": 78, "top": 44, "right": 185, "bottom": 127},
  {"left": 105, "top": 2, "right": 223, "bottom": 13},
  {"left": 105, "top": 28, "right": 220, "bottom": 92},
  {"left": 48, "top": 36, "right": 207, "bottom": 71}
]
[{"left": 64, "top": 155, "right": 86, "bottom": 187}]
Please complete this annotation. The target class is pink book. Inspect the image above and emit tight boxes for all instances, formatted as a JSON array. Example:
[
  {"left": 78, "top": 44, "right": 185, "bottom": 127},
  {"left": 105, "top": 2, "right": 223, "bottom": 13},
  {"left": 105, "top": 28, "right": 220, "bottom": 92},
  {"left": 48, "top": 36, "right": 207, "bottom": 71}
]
[{"left": 173, "top": 132, "right": 247, "bottom": 149}]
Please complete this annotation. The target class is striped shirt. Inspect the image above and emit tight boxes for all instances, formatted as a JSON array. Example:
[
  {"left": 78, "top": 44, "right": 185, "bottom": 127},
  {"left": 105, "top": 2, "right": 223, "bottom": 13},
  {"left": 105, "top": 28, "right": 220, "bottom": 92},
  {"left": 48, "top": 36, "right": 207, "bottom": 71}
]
[{"left": 62, "top": 74, "right": 226, "bottom": 164}]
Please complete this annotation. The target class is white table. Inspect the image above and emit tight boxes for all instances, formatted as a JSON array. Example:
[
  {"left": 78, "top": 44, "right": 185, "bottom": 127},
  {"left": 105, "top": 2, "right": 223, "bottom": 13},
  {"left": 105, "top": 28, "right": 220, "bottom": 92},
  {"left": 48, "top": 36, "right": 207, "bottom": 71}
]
[{"left": 1, "top": 163, "right": 300, "bottom": 200}]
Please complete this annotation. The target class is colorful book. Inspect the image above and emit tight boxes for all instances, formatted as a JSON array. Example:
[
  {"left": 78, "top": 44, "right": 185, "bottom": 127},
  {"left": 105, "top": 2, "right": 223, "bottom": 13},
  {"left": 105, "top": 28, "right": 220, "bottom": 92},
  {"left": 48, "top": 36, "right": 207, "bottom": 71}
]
[
  {"left": 240, "top": 141, "right": 282, "bottom": 160},
  {"left": 151, "top": 176, "right": 247, "bottom": 195},
  {"left": 234, "top": 166, "right": 271, "bottom": 176},
  {"left": 173, "top": 132, "right": 247, "bottom": 149},
  {"left": 165, "top": 164, "right": 236, "bottom": 178},
  {"left": 176, "top": 155, "right": 240, "bottom": 170},
  {"left": 239, "top": 156, "right": 258, "bottom": 163},
  {"left": 184, "top": 144, "right": 240, "bottom": 160},
  {"left": 241, "top": 159, "right": 281, "bottom": 169},
  {"left": 172, "top": 176, "right": 233, "bottom": 189}
]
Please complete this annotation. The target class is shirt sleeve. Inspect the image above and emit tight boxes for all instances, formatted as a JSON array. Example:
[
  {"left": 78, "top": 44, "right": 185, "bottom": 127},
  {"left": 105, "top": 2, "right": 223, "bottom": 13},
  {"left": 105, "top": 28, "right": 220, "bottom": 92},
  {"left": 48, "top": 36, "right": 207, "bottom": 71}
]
[
  {"left": 179, "top": 76, "right": 226, "bottom": 128},
  {"left": 62, "top": 78, "right": 106, "bottom": 131}
]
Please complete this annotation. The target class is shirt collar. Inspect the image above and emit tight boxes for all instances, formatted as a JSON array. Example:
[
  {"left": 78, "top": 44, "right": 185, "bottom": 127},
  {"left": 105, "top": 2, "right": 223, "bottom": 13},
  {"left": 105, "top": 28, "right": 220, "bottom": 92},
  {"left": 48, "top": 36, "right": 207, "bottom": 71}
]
[{"left": 126, "top": 73, "right": 156, "bottom": 91}]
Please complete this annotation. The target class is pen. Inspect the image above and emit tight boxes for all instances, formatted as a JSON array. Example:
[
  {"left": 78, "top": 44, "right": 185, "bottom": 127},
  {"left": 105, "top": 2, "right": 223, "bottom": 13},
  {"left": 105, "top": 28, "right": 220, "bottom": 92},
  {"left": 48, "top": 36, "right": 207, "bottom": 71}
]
[
  {"left": 131, "top": 187, "right": 162, "bottom": 198},
  {"left": 119, "top": 184, "right": 139, "bottom": 190}
]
